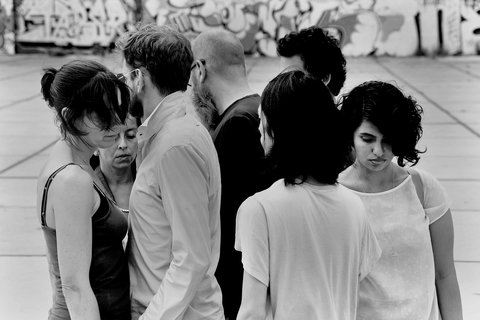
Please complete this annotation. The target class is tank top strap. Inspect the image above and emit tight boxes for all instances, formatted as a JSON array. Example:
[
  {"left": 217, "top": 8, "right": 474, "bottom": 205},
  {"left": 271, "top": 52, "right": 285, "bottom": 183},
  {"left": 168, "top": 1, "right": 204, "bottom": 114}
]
[
  {"left": 93, "top": 180, "right": 117, "bottom": 206},
  {"left": 93, "top": 177, "right": 125, "bottom": 212},
  {"left": 40, "top": 163, "right": 78, "bottom": 227},
  {"left": 93, "top": 181, "right": 108, "bottom": 199}
]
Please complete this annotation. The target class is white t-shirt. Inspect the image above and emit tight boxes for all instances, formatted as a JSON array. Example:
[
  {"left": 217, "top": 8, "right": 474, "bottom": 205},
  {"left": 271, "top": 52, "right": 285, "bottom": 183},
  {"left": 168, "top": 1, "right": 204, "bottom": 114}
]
[
  {"left": 235, "top": 180, "right": 381, "bottom": 320},
  {"left": 343, "top": 169, "right": 449, "bottom": 320}
]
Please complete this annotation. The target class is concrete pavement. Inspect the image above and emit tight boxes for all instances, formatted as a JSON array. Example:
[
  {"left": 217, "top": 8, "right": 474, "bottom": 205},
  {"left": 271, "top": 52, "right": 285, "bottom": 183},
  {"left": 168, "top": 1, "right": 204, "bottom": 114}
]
[{"left": 0, "top": 53, "right": 479, "bottom": 319}]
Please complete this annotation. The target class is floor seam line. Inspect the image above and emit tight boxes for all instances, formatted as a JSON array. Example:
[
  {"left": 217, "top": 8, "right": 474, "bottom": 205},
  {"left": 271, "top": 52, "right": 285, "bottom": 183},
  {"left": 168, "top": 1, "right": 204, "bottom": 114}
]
[
  {"left": 0, "top": 94, "right": 41, "bottom": 110},
  {"left": 0, "top": 139, "right": 58, "bottom": 175},
  {"left": 373, "top": 58, "right": 480, "bottom": 139}
]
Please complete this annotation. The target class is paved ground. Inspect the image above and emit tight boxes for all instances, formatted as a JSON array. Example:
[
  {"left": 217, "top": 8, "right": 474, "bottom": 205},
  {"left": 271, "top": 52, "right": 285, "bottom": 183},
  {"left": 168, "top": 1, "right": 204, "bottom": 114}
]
[{"left": 0, "top": 53, "right": 479, "bottom": 319}]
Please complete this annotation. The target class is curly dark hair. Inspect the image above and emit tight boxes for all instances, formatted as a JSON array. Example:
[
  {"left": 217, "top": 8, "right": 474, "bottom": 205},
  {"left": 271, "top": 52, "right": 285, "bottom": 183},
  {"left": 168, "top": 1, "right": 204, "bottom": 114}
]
[
  {"left": 261, "top": 70, "right": 350, "bottom": 185},
  {"left": 116, "top": 24, "right": 193, "bottom": 96},
  {"left": 277, "top": 26, "right": 346, "bottom": 96},
  {"left": 339, "top": 81, "right": 425, "bottom": 166}
]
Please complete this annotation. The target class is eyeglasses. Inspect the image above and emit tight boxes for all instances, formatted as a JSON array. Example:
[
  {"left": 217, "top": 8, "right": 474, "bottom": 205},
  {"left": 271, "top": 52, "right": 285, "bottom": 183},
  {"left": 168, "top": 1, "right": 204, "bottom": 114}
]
[{"left": 117, "top": 68, "right": 141, "bottom": 83}]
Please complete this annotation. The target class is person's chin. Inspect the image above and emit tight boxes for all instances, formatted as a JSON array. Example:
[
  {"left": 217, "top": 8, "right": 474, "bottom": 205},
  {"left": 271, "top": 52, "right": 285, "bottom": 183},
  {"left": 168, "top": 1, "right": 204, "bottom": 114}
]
[
  {"left": 114, "top": 156, "right": 133, "bottom": 167},
  {"left": 366, "top": 160, "right": 390, "bottom": 171}
]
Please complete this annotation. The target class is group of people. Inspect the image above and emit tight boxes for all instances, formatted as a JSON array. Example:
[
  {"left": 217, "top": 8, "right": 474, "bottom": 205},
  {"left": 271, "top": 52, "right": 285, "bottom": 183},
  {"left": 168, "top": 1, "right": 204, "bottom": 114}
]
[{"left": 37, "top": 23, "right": 462, "bottom": 320}]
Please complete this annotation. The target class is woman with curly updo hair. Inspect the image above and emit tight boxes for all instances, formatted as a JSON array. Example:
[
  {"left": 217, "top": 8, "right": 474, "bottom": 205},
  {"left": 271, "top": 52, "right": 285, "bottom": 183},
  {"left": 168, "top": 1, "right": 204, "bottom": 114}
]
[{"left": 339, "top": 81, "right": 462, "bottom": 320}]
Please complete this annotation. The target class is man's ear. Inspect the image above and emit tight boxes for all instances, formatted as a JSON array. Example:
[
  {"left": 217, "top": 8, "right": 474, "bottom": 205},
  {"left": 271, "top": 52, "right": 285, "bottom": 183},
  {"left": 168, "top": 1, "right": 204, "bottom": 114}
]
[
  {"left": 323, "top": 73, "right": 331, "bottom": 86},
  {"left": 196, "top": 60, "right": 207, "bottom": 83}
]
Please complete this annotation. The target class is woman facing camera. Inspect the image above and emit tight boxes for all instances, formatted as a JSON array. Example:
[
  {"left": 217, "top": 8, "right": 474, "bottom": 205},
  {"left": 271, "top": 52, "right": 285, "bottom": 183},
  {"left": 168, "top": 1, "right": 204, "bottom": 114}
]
[
  {"left": 339, "top": 81, "right": 462, "bottom": 320},
  {"left": 38, "top": 60, "right": 131, "bottom": 320},
  {"left": 90, "top": 113, "right": 140, "bottom": 212},
  {"left": 235, "top": 70, "right": 381, "bottom": 320}
]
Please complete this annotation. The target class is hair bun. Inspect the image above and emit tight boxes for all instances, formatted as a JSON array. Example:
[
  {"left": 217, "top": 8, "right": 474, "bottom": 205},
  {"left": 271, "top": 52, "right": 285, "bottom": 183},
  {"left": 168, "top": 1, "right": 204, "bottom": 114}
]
[{"left": 40, "top": 68, "right": 58, "bottom": 106}]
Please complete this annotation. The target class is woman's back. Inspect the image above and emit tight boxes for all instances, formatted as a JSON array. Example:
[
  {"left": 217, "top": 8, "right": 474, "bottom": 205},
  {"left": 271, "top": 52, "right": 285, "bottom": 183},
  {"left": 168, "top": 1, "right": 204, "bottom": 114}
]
[{"left": 235, "top": 179, "right": 381, "bottom": 320}]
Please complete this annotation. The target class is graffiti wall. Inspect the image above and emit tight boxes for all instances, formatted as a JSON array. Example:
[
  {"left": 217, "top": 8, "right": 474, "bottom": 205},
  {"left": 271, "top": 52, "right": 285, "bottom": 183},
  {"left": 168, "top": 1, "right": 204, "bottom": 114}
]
[
  {"left": 462, "top": 0, "right": 480, "bottom": 54},
  {"left": 0, "top": 0, "right": 15, "bottom": 54},
  {"left": 141, "top": 0, "right": 466, "bottom": 56},
  {"left": 15, "top": 0, "right": 137, "bottom": 50},
  {"left": 2, "top": 0, "right": 480, "bottom": 56}
]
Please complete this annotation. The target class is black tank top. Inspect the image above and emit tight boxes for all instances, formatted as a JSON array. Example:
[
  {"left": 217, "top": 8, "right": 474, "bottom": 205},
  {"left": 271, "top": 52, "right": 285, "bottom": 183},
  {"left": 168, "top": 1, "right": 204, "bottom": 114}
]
[{"left": 40, "top": 163, "right": 130, "bottom": 320}]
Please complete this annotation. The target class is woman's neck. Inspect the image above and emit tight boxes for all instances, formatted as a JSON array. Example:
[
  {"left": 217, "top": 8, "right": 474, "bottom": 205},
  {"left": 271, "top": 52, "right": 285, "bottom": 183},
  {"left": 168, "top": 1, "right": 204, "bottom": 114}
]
[
  {"left": 99, "top": 164, "right": 134, "bottom": 186},
  {"left": 355, "top": 161, "right": 394, "bottom": 181},
  {"left": 98, "top": 164, "right": 134, "bottom": 209},
  {"left": 349, "top": 161, "right": 398, "bottom": 193},
  {"left": 63, "top": 138, "right": 95, "bottom": 171}
]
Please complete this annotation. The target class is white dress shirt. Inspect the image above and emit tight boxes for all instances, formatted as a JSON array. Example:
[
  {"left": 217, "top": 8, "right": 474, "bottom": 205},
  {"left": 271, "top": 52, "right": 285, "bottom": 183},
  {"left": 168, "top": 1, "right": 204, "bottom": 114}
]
[{"left": 128, "top": 91, "right": 224, "bottom": 320}]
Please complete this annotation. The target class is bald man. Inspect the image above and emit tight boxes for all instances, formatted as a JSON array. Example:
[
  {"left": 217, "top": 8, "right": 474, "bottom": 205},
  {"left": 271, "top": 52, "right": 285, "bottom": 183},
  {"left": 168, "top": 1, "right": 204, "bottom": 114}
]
[{"left": 190, "top": 30, "right": 267, "bottom": 319}]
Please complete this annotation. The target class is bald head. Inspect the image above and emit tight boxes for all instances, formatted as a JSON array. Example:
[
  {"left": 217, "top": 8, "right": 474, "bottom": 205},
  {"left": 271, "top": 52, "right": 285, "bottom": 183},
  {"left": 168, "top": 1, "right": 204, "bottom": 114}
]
[{"left": 192, "top": 30, "right": 246, "bottom": 78}]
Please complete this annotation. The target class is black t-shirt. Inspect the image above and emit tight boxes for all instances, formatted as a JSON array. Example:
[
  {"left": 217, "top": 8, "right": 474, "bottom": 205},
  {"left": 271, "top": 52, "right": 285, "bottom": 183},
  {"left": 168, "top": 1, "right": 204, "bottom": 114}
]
[{"left": 212, "top": 94, "right": 268, "bottom": 318}]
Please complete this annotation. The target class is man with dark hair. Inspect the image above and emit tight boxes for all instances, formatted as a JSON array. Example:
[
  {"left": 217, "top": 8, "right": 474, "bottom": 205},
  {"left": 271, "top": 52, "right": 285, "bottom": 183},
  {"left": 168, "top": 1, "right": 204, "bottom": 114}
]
[
  {"left": 190, "top": 29, "right": 266, "bottom": 320},
  {"left": 277, "top": 26, "right": 347, "bottom": 97},
  {"left": 117, "top": 24, "right": 224, "bottom": 320}
]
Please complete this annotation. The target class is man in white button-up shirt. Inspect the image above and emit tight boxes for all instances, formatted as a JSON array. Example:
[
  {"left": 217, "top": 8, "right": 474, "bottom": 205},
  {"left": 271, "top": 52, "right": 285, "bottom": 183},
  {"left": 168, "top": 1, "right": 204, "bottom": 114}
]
[{"left": 117, "top": 24, "right": 224, "bottom": 320}]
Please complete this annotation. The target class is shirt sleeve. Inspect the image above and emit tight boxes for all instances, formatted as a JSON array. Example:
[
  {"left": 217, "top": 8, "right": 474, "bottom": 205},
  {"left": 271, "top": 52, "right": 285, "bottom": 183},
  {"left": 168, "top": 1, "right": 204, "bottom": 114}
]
[
  {"left": 359, "top": 205, "right": 382, "bottom": 281},
  {"left": 417, "top": 169, "right": 450, "bottom": 224},
  {"left": 235, "top": 196, "right": 270, "bottom": 286},
  {"left": 140, "top": 145, "right": 213, "bottom": 320}
]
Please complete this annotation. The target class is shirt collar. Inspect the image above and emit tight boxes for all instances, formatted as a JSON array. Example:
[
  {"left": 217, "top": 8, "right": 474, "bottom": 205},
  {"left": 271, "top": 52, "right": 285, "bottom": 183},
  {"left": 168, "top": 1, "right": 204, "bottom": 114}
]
[{"left": 137, "top": 91, "right": 187, "bottom": 142}]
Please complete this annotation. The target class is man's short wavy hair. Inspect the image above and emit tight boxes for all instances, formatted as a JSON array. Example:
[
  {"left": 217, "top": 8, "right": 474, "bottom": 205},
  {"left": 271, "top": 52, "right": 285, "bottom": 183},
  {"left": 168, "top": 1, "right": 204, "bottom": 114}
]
[
  {"left": 116, "top": 24, "right": 193, "bottom": 96},
  {"left": 277, "top": 26, "right": 346, "bottom": 96}
]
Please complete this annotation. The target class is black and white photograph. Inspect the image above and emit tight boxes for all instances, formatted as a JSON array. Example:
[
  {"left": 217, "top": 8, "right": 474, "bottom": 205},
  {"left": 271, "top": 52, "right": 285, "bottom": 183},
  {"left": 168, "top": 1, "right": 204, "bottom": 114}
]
[{"left": 0, "top": 0, "right": 478, "bottom": 319}]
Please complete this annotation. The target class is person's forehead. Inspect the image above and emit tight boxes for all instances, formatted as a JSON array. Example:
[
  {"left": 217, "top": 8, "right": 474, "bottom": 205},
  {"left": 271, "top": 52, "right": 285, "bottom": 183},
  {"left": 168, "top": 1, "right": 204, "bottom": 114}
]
[{"left": 357, "top": 120, "right": 381, "bottom": 135}]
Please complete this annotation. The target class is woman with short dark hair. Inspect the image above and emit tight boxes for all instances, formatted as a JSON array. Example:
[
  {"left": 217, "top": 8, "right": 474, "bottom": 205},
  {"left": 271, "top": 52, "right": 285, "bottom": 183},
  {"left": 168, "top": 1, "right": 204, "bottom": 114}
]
[
  {"left": 339, "top": 81, "right": 463, "bottom": 320},
  {"left": 90, "top": 113, "right": 140, "bottom": 212},
  {"left": 38, "top": 59, "right": 131, "bottom": 320},
  {"left": 235, "top": 70, "right": 381, "bottom": 320}
]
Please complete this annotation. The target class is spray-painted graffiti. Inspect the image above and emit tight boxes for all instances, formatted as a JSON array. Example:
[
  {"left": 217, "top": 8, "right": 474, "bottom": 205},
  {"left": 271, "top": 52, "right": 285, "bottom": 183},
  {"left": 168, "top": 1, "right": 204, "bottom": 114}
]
[
  {"left": 0, "top": 0, "right": 15, "bottom": 54},
  {"left": 16, "top": 0, "right": 136, "bottom": 48},
  {"left": 461, "top": 0, "right": 480, "bottom": 54},
  {"left": 6, "top": 0, "right": 480, "bottom": 56},
  {"left": 142, "top": 0, "right": 464, "bottom": 57}
]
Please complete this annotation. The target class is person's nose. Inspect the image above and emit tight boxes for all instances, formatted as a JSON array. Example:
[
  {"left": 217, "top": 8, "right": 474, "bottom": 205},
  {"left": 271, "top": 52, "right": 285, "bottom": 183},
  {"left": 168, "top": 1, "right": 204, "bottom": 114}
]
[
  {"left": 372, "top": 141, "right": 384, "bottom": 157},
  {"left": 117, "top": 135, "right": 127, "bottom": 150}
]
